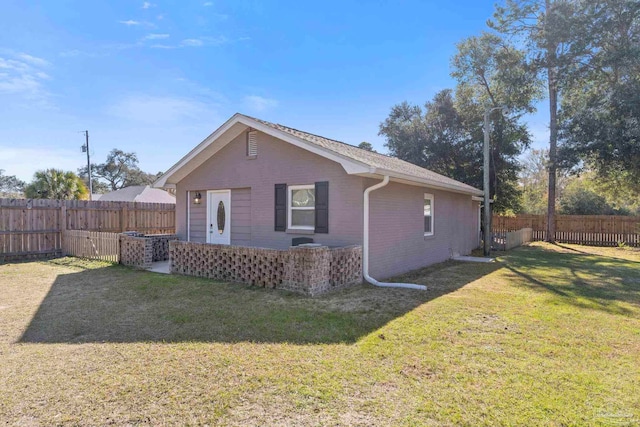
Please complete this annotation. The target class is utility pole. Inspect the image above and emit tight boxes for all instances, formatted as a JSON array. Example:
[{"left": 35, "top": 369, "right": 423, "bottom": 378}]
[
  {"left": 81, "top": 130, "right": 92, "bottom": 200},
  {"left": 483, "top": 106, "right": 508, "bottom": 257},
  {"left": 483, "top": 110, "right": 491, "bottom": 257}
]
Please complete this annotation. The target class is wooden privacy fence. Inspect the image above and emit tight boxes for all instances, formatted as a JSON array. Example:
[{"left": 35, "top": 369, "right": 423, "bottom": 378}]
[
  {"left": 62, "top": 230, "right": 120, "bottom": 263},
  {"left": 0, "top": 198, "right": 175, "bottom": 260},
  {"left": 493, "top": 214, "right": 640, "bottom": 247}
]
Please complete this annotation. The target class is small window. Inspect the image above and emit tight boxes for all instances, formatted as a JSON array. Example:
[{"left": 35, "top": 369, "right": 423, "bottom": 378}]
[
  {"left": 424, "top": 193, "right": 434, "bottom": 236},
  {"left": 247, "top": 130, "right": 257, "bottom": 157},
  {"left": 288, "top": 185, "right": 315, "bottom": 229}
]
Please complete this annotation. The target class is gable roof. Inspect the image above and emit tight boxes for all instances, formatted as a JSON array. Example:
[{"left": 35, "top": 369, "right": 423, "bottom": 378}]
[
  {"left": 98, "top": 185, "right": 176, "bottom": 203},
  {"left": 154, "top": 113, "right": 483, "bottom": 196}
]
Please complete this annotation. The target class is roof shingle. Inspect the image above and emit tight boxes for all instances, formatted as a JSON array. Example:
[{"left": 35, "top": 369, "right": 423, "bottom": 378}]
[{"left": 244, "top": 114, "right": 481, "bottom": 194}]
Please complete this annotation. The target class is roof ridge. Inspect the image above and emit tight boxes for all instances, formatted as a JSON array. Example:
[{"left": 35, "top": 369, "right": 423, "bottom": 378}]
[
  {"left": 241, "top": 113, "right": 403, "bottom": 161},
  {"left": 276, "top": 122, "right": 400, "bottom": 160}
]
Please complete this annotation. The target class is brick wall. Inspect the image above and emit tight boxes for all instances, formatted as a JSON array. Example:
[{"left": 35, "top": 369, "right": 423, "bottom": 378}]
[
  {"left": 120, "top": 235, "right": 153, "bottom": 269},
  {"left": 146, "top": 234, "right": 179, "bottom": 261},
  {"left": 328, "top": 245, "right": 362, "bottom": 288},
  {"left": 169, "top": 241, "right": 362, "bottom": 296}
]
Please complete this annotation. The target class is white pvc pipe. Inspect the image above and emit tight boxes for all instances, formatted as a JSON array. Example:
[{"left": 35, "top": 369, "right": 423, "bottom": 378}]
[{"left": 363, "top": 176, "right": 427, "bottom": 291}]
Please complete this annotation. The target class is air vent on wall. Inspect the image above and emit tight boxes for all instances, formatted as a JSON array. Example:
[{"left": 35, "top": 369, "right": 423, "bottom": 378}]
[{"left": 247, "top": 130, "right": 257, "bottom": 157}]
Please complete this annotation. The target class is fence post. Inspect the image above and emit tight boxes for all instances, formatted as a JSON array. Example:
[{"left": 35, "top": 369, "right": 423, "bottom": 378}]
[
  {"left": 132, "top": 203, "right": 137, "bottom": 231},
  {"left": 121, "top": 205, "right": 128, "bottom": 232},
  {"left": 60, "top": 205, "right": 66, "bottom": 255}
]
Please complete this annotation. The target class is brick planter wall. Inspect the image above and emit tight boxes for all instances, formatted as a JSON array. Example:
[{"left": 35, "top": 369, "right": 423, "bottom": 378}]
[
  {"left": 169, "top": 241, "right": 362, "bottom": 296},
  {"left": 328, "top": 245, "right": 362, "bottom": 288},
  {"left": 120, "top": 235, "right": 153, "bottom": 269},
  {"left": 119, "top": 233, "right": 178, "bottom": 268}
]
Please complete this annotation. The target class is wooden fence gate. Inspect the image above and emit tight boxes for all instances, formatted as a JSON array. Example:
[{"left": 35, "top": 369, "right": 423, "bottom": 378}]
[{"left": 62, "top": 230, "right": 121, "bottom": 263}]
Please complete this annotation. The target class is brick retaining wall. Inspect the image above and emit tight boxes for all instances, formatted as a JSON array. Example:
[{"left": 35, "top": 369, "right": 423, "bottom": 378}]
[{"left": 169, "top": 241, "right": 362, "bottom": 296}]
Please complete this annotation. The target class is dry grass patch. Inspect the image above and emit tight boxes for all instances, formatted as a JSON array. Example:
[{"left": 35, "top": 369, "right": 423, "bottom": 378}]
[{"left": 1, "top": 244, "right": 639, "bottom": 425}]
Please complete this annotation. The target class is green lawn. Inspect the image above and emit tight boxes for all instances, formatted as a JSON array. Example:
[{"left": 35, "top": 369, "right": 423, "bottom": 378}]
[{"left": 0, "top": 243, "right": 638, "bottom": 426}]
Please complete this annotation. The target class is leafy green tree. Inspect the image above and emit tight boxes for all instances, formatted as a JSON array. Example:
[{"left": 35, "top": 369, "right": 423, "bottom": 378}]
[
  {"left": 379, "top": 89, "right": 530, "bottom": 213},
  {"left": 569, "top": 167, "right": 639, "bottom": 215},
  {"left": 79, "top": 149, "right": 161, "bottom": 192},
  {"left": 451, "top": 32, "right": 541, "bottom": 115},
  {"left": 559, "top": 178, "right": 623, "bottom": 215},
  {"left": 0, "top": 169, "right": 25, "bottom": 197},
  {"left": 451, "top": 31, "right": 542, "bottom": 214},
  {"left": 96, "top": 149, "right": 139, "bottom": 191},
  {"left": 358, "top": 141, "right": 376, "bottom": 152},
  {"left": 593, "top": 170, "right": 640, "bottom": 215},
  {"left": 559, "top": 0, "right": 640, "bottom": 184},
  {"left": 518, "top": 149, "right": 571, "bottom": 214},
  {"left": 24, "top": 169, "right": 88, "bottom": 200},
  {"left": 490, "top": 0, "right": 581, "bottom": 240}
]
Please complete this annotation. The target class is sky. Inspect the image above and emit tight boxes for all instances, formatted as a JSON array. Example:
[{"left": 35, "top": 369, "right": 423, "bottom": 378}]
[{"left": 0, "top": 0, "right": 550, "bottom": 182}]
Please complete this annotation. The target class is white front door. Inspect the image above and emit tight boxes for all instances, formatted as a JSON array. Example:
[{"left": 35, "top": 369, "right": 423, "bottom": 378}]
[{"left": 207, "top": 190, "right": 231, "bottom": 245}]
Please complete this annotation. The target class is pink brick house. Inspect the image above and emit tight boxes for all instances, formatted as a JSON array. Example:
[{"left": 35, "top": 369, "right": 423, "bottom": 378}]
[{"left": 154, "top": 113, "right": 483, "bottom": 281}]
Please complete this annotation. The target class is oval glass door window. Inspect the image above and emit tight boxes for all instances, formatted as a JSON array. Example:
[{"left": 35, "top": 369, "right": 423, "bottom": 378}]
[{"left": 217, "top": 201, "right": 225, "bottom": 234}]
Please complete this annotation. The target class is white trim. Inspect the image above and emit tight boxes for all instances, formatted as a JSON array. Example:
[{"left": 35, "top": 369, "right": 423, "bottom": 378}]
[
  {"left": 206, "top": 189, "right": 231, "bottom": 245},
  {"left": 363, "top": 176, "right": 426, "bottom": 290},
  {"left": 152, "top": 113, "right": 482, "bottom": 196},
  {"left": 423, "top": 193, "right": 434, "bottom": 237},
  {"left": 153, "top": 114, "right": 370, "bottom": 188},
  {"left": 187, "top": 190, "right": 191, "bottom": 242},
  {"left": 365, "top": 168, "right": 484, "bottom": 197},
  {"left": 287, "top": 184, "right": 315, "bottom": 230}
]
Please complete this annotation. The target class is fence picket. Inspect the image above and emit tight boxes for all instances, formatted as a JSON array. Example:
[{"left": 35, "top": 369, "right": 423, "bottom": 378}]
[{"left": 493, "top": 214, "right": 640, "bottom": 247}]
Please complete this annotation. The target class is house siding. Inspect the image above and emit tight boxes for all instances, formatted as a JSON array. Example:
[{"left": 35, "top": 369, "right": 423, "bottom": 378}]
[
  {"left": 175, "top": 130, "right": 480, "bottom": 280},
  {"left": 231, "top": 188, "right": 251, "bottom": 246},
  {"left": 189, "top": 191, "right": 207, "bottom": 243},
  {"left": 176, "top": 131, "right": 365, "bottom": 249},
  {"left": 368, "top": 181, "right": 478, "bottom": 279}
]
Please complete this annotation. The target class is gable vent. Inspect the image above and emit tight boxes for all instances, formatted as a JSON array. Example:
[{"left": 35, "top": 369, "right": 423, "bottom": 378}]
[{"left": 247, "top": 130, "right": 258, "bottom": 157}]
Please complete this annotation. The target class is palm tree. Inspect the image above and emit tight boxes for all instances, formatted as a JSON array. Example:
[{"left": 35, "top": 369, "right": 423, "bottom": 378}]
[{"left": 24, "top": 169, "right": 89, "bottom": 200}]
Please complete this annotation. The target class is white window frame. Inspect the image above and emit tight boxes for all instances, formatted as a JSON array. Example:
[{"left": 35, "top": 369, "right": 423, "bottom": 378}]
[
  {"left": 424, "top": 193, "right": 434, "bottom": 236},
  {"left": 288, "top": 184, "right": 315, "bottom": 230}
]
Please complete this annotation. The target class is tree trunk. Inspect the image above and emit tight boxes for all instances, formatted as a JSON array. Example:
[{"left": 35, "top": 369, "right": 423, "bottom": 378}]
[
  {"left": 547, "top": 81, "right": 557, "bottom": 243},
  {"left": 546, "top": 0, "right": 558, "bottom": 243},
  {"left": 545, "top": 0, "right": 558, "bottom": 243}
]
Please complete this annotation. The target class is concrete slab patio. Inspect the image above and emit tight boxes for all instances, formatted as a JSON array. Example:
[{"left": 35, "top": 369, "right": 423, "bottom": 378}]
[{"left": 147, "top": 260, "right": 170, "bottom": 274}]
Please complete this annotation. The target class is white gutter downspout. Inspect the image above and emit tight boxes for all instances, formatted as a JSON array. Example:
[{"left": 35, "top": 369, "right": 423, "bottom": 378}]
[{"left": 363, "top": 176, "right": 427, "bottom": 291}]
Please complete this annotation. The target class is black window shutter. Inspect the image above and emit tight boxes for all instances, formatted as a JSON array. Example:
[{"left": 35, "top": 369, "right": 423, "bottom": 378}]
[
  {"left": 274, "top": 184, "right": 287, "bottom": 231},
  {"left": 315, "top": 181, "right": 329, "bottom": 234}
]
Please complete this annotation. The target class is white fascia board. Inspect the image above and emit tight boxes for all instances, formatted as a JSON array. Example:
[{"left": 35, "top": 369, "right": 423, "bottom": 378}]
[
  {"left": 153, "top": 114, "right": 371, "bottom": 188},
  {"left": 153, "top": 114, "right": 246, "bottom": 188},
  {"left": 365, "top": 168, "right": 484, "bottom": 196}
]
